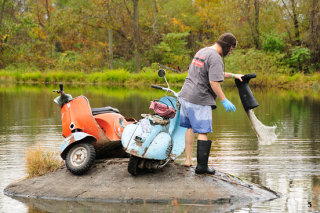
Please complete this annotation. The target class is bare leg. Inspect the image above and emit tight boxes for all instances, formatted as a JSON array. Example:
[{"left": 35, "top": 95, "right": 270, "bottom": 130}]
[
  {"left": 184, "top": 128, "right": 194, "bottom": 167},
  {"left": 198, "top": 133, "right": 208, "bottom": 141}
]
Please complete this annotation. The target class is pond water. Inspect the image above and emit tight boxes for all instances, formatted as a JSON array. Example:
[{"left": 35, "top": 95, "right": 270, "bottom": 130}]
[{"left": 0, "top": 83, "right": 319, "bottom": 213}]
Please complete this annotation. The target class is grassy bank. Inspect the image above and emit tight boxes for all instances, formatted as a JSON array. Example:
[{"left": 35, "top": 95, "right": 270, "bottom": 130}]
[
  {"left": 2, "top": 48, "right": 320, "bottom": 88},
  {"left": 1, "top": 68, "right": 320, "bottom": 89},
  {"left": 0, "top": 69, "right": 187, "bottom": 87}
]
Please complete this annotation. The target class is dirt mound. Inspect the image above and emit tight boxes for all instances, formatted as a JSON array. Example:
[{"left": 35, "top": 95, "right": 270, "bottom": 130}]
[{"left": 4, "top": 158, "right": 279, "bottom": 212}]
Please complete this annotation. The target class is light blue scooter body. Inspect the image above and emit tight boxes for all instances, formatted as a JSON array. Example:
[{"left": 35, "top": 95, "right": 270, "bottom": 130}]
[{"left": 121, "top": 96, "right": 187, "bottom": 160}]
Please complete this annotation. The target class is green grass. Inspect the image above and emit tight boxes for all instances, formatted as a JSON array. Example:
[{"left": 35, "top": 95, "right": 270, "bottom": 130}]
[
  {"left": 0, "top": 68, "right": 188, "bottom": 86},
  {"left": 0, "top": 63, "right": 319, "bottom": 89}
]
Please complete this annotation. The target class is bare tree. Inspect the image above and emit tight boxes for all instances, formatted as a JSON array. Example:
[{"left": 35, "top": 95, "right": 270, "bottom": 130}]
[
  {"left": 0, "top": 0, "right": 7, "bottom": 31},
  {"left": 108, "top": 29, "right": 114, "bottom": 69},
  {"left": 106, "top": 1, "right": 114, "bottom": 69},
  {"left": 45, "top": 0, "right": 50, "bottom": 24},
  {"left": 281, "top": 0, "right": 301, "bottom": 45},
  {"left": 310, "top": 0, "right": 320, "bottom": 63},
  {"left": 123, "top": 0, "right": 141, "bottom": 72},
  {"left": 152, "top": 0, "right": 157, "bottom": 35},
  {"left": 132, "top": 0, "right": 140, "bottom": 73},
  {"left": 253, "top": 0, "right": 260, "bottom": 49},
  {"left": 239, "top": 0, "right": 261, "bottom": 49}
]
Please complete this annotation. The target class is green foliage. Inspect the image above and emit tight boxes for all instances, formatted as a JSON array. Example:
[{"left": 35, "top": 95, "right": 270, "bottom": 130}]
[
  {"left": 225, "top": 48, "right": 291, "bottom": 75},
  {"left": 140, "top": 63, "right": 161, "bottom": 73},
  {"left": 262, "top": 33, "right": 286, "bottom": 53},
  {"left": 113, "top": 57, "right": 137, "bottom": 73},
  {"left": 3, "top": 63, "right": 39, "bottom": 73},
  {"left": 55, "top": 49, "right": 106, "bottom": 71},
  {"left": 1, "top": 0, "right": 319, "bottom": 73},
  {"left": 288, "top": 47, "right": 311, "bottom": 72},
  {"left": 146, "top": 32, "right": 191, "bottom": 70}
]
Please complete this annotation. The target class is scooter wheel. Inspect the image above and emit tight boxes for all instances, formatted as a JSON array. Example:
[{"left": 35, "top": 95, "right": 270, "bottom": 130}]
[
  {"left": 65, "top": 142, "right": 96, "bottom": 175},
  {"left": 128, "top": 155, "right": 141, "bottom": 176}
]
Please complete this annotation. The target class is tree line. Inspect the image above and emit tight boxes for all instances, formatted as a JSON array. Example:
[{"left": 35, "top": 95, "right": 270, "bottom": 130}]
[{"left": 0, "top": 0, "right": 319, "bottom": 73}]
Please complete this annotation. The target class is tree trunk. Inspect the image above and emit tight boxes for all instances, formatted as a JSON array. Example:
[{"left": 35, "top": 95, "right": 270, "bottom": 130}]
[
  {"left": 0, "top": 0, "right": 7, "bottom": 31},
  {"left": 45, "top": 0, "right": 50, "bottom": 24},
  {"left": 133, "top": 0, "right": 140, "bottom": 73},
  {"left": 108, "top": 29, "right": 114, "bottom": 69},
  {"left": 290, "top": 0, "right": 301, "bottom": 45},
  {"left": 152, "top": 0, "right": 157, "bottom": 35},
  {"left": 310, "top": 0, "right": 320, "bottom": 63},
  {"left": 106, "top": 1, "right": 114, "bottom": 69},
  {"left": 253, "top": 0, "right": 260, "bottom": 49},
  {"left": 239, "top": 0, "right": 260, "bottom": 49}
]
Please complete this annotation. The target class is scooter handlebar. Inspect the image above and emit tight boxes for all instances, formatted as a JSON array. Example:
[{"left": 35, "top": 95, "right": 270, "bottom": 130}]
[
  {"left": 53, "top": 83, "right": 64, "bottom": 94},
  {"left": 151, "top": 84, "right": 164, "bottom": 90},
  {"left": 151, "top": 84, "right": 179, "bottom": 98},
  {"left": 59, "top": 83, "right": 64, "bottom": 92}
]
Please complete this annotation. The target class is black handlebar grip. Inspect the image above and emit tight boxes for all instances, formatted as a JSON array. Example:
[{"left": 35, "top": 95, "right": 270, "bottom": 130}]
[
  {"left": 151, "top": 84, "right": 164, "bottom": 90},
  {"left": 59, "top": 83, "right": 63, "bottom": 92}
]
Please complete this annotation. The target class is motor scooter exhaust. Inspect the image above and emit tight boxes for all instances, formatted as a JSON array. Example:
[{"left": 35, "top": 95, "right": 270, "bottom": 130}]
[{"left": 235, "top": 73, "right": 259, "bottom": 111}]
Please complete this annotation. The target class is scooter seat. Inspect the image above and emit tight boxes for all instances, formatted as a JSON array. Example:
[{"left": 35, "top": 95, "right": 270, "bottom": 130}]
[{"left": 92, "top": 107, "right": 120, "bottom": 115}]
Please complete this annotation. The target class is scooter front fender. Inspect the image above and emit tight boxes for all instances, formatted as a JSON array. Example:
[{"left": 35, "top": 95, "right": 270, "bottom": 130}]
[
  {"left": 143, "top": 132, "right": 172, "bottom": 160},
  {"left": 60, "top": 132, "right": 97, "bottom": 159}
]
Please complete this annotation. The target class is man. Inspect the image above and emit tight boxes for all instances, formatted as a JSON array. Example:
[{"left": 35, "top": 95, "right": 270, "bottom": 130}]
[{"left": 179, "top": 33, "right": 243, "bottom": 174}]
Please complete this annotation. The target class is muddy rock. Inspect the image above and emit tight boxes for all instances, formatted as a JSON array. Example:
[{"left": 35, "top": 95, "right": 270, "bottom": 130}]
[{"left": 4, "top": 158, "right": 279, "bottom": 212}]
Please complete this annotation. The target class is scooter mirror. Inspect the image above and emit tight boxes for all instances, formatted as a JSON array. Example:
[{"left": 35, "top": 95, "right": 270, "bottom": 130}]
[{"left": 158, "top": 69, "right": 166, "bottom": 78}]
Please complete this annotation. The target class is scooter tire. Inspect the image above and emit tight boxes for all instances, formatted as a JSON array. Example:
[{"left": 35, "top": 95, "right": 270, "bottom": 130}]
[
  {"left": 128, "top": 155, "right": 141, "bottom": 176},
  {"left": 65, "top": 142, "right": 96, "bottom": 175}
]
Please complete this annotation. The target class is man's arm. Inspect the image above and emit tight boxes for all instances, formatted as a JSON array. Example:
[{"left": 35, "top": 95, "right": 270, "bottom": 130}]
[
  {"left": 224, "top": 72, "right": 243, "bottom": 81},
  {"left": 210, "top": 81, "right": 226, "bottom": 101},
  {"left": 210, "top": 81, "right": 236, "bottom": 112}
]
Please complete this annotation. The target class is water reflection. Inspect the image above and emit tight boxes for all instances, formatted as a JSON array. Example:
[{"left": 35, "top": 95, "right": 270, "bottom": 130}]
[
  {"left": 0, "top": 84, "right": 319, "bottom": 213},
  {"left": 16, "top": 196, "right": 250, "bottom": 213}
]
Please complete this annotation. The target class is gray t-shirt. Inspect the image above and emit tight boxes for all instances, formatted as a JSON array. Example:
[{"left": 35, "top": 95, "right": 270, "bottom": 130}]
[{"left": 179, "top": 47, "right": 224, "bottom": 106}]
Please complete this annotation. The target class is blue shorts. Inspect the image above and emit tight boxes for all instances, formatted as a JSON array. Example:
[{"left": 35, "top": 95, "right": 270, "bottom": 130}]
[{"left": 179, "top": 98, "right": 212, "bottom": 133}]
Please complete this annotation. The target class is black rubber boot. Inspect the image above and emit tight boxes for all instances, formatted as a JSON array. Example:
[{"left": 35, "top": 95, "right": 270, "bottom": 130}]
[{"left": 195, "top": 140, "right": 215, "bottom": 175}]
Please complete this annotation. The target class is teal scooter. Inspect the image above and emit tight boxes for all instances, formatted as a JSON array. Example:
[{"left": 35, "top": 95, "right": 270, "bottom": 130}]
[{"left": 121, "top": 69, "right": 187, "bottom": 175}]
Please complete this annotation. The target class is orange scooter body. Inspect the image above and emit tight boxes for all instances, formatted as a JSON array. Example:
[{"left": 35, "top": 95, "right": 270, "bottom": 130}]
[
  {"left": 61, "top": 96, "right": 107, "bottom": 142},
  {"left": 60, "top": 95, "right": 134, "bottom": 158}
]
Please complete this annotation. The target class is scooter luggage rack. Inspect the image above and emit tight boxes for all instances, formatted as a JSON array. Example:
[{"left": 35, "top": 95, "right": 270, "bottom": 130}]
[{"left": 141, "top": 114, "right": 170, "bottom": 125}]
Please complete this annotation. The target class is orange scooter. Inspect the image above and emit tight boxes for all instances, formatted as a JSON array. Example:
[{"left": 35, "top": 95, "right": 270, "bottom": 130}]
[{"left": 53, "top": 83, "right": 134, "bottom": 175}]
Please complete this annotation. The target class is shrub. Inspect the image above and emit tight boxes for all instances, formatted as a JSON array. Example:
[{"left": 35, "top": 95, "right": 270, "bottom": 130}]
[
  {"left": 25, "top": 147, "right": 63, "bottom": 177},
  {"left": 262, "top": 33, "right": 285, "bottom": 53},
  {"left": 224, "top": 48, "right": 291, "bottom": 76},
  {"left": 113, "top": 57, "right": 137, "bottom": 72},
  {"left": 146, "top": 31, "right": 191, "bottom": 70},
  {"left": 55, "top": 49, "right": 106, "bottom": 72},
  {"left": 288, "top": 46, "right": 311, "bottom": 72}
]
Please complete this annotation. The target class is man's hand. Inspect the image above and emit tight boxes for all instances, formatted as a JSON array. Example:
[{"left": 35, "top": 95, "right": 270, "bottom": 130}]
[
  {"left": 224, "top": 72, "right": 244, "bottom": 81},
  {"left": 221, "top": 99, "right": 236, "bottom": 112},
  {"left": 234, "top": 74, "right": 244, "bottom": 81}
]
